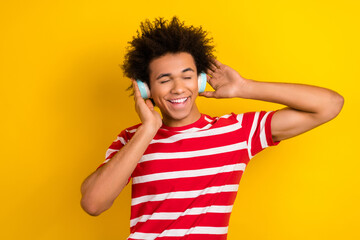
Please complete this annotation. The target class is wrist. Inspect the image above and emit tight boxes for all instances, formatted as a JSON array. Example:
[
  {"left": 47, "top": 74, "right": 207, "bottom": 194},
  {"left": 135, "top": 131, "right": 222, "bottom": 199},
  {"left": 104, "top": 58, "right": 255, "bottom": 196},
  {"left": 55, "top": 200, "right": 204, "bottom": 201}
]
[
  {"left": 137, "top": 122, "right": 161, "bottom": 137},
  {"left": 235, "top": 78, "right": 256, "bottom": 99}
]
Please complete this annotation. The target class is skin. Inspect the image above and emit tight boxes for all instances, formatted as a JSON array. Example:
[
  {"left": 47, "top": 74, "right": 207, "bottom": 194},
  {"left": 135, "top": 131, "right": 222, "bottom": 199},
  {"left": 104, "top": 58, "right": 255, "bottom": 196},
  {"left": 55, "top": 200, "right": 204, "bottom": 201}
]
[
  {"left": 200, "top": 57, "right": 344, "bottom": 142},
  {"left": 80, "top": 51, "right": 344, "bottom": 216},
  {"left": 147, "top": 52, "right": 201, "bottom": 127}
]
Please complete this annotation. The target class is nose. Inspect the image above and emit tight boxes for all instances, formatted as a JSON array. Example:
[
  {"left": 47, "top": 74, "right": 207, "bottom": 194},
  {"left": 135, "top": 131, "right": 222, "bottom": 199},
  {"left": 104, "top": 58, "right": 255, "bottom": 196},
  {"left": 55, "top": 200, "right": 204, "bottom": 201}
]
[{"left": 170, "top": 78, "right": 185, "bottom": 95}]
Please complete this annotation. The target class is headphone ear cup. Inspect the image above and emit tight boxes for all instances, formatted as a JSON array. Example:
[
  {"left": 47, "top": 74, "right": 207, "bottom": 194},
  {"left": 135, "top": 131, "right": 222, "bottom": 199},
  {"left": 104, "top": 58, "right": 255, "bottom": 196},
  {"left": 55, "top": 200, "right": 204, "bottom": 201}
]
[
  {"left": 136, "top": 80, "right": 151, "bottom": 99},
  {"left": 198, "top": 72, "right": 207, "bottom": 93}
]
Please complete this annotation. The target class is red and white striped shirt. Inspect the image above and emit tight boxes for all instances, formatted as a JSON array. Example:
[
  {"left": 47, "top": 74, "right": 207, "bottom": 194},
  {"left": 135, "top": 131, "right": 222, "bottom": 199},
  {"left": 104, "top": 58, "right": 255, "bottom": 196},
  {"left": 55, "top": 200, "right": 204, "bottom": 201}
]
[{"left": 98, "top": 111, "right": 280, "bottom": 239}]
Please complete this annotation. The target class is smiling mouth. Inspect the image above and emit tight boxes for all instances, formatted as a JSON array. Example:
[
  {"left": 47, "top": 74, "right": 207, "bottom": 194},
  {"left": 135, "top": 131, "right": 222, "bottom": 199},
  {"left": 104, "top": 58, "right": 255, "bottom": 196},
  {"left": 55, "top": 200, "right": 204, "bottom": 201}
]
[{"left": 168, "top": 97, "right": 189, "bottom": 104}]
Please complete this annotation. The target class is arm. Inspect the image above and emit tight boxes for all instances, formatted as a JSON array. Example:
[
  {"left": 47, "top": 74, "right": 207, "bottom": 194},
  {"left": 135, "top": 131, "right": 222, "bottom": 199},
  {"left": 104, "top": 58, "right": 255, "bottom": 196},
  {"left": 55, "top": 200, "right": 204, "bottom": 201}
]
[
  {"left": 80, "top": 80, "right": 162, "bottom": 216},
  {"left": 200, "top": 59, "right": 344, "bottom": 142}
]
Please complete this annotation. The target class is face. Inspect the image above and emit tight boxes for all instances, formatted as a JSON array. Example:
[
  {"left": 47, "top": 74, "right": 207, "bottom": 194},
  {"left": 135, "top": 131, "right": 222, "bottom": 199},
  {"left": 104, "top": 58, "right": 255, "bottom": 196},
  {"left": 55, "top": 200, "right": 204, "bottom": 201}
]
[{"left": 148, "top": 52, "right": 201, "bottom": 127}]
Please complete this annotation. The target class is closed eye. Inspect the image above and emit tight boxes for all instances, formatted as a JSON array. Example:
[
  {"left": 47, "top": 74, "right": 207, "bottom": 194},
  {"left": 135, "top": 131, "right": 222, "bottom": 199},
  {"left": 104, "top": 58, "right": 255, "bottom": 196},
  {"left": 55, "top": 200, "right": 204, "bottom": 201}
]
[{"left": 160, "top": 79, "right": 170, "bottom": 84}]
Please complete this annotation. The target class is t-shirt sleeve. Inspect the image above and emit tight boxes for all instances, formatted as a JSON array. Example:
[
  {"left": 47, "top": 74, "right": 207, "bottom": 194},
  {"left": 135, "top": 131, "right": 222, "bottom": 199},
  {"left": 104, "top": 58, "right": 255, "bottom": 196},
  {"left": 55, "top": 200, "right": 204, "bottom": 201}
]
[
  {"left": 244, "top": 110, "right": 280, "bottom": 159},
  {"left": 97, "top": 130, "right": 128, "bottom": 169},
  {"left": 96, "top": 129, "right": 132, "bottom": 184}
]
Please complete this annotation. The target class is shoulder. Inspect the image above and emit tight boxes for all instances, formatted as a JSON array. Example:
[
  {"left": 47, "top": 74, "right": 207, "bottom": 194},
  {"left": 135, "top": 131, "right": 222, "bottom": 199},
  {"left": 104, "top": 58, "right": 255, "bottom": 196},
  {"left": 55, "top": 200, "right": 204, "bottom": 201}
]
[
  {"left": 240, "top": 111, "right": 277, "bottom": 126},
  {"left": 124, "top": 122, "right": 142, "bottom": 134},
  {"left": 114, "top": 122, "right": 143, "bottom": 142},
  {"left": 205, "top": 111, "right": 277, "bottom": 130},
  {"left": 204, "top": 112, "right": 245, "bottom": 126}
]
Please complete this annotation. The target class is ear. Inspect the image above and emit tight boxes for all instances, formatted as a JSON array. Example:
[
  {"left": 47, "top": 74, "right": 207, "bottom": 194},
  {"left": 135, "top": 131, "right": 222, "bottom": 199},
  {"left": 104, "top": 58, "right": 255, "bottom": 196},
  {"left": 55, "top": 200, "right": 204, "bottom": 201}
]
[
  {"left": 136, "top": 80, "right": 151, "bottom": 99},
  {"left": 197, "top": 72, "right": 207, "bottom": 93}
]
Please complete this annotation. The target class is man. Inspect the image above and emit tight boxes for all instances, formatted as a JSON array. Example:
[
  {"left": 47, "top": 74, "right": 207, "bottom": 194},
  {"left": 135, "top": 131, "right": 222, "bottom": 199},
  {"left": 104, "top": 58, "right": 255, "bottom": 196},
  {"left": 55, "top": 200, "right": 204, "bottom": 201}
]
[{"left": 80, "top": 16, "right": 344, "bottom": 239}]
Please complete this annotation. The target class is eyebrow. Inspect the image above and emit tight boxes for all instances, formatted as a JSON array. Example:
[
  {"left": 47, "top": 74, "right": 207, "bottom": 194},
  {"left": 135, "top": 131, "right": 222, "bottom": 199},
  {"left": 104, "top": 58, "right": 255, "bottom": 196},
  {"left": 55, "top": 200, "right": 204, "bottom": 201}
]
[{"left": 156, "top": 68, "right": 195, "bottom": 80}]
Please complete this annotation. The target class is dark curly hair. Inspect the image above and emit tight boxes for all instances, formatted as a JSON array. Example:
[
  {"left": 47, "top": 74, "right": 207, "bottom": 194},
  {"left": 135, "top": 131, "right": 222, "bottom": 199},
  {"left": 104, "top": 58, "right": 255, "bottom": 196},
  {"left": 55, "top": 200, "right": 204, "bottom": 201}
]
[{"left": 121, "top": 16, "right": 217, "bottom": 89}]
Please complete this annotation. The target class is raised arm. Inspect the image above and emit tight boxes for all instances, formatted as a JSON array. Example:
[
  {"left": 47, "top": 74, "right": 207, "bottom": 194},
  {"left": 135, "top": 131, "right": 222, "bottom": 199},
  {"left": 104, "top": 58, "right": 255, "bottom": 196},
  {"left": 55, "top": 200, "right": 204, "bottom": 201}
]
[
  {"left": 200, "top": 59, "right": 344, "bottom": 142},
  {"left": 80, "top": 80, "right": 162, "bottom": 216}
]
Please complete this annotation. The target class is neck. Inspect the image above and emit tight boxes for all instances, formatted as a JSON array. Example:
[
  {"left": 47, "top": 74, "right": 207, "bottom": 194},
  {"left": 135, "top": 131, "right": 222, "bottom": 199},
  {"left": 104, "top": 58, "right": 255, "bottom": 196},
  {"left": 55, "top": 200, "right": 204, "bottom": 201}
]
[{"left": 162, "top": 107, "right": 202, "bottom": 128}]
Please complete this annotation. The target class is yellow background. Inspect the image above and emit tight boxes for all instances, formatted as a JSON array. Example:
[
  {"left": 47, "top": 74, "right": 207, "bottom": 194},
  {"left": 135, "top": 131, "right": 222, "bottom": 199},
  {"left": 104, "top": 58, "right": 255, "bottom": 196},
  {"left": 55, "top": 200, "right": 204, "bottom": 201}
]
[{"left": 1, "top": 0, "right": 358, "bottom": 239}]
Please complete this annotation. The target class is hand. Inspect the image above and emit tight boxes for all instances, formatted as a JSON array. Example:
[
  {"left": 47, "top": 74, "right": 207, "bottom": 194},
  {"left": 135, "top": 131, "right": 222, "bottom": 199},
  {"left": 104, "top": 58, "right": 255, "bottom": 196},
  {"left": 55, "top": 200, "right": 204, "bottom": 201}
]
[
  {"left": 132, "top": 80, "right": 162, "bottom": 131},
  {"left": 199, "top": 59, "right": 251, "bottom": 99}
]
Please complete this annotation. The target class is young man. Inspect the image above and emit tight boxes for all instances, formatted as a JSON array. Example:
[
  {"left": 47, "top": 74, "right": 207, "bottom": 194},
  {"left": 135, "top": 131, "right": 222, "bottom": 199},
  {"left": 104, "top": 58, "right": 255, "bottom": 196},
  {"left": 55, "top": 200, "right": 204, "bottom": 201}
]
[{"left": 80, "top": 17, "right": 344, "bottom": 239}]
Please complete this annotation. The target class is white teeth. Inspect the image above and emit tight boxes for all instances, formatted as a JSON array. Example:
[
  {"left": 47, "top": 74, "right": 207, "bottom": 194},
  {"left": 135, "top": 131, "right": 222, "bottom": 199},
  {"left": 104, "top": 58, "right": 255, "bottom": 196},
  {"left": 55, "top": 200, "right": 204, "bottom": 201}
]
[{"left": 169, "top": 97, "right": 187, "bottom": 103}]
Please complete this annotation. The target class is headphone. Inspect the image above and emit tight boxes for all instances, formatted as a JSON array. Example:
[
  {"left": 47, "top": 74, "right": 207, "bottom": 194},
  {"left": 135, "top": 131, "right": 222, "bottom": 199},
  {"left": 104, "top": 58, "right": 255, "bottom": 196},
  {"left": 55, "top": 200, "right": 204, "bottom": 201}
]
[{"left": 136, "top": 72, "right": 207, "bottom": 99}]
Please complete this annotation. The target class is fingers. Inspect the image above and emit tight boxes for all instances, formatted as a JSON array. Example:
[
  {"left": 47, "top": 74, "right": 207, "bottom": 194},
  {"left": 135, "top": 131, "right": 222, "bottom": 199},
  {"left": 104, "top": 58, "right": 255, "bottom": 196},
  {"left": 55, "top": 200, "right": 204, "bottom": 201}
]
[
  {"left": 131, "top": 78, "right": 138, "bottom": 93},
  {"left": 206, "top": 58, "right": 222, "bottom": 77},
  {"left": 199, "top": 91, "right": 216, "bottom": 98},
  {"left": 212, "top": 58, "right": 222, "bottom": 67},
  {"left": 145, "top": 99, "right": 154, "bottom": 110},
  {"left": 132, "top": 79, "right": 143, "bottom": 102},
  {"left": 210, "top": 58, "right": 221, "bottom": 70},
  {"left": 206, "top": 68, "right": 215, "bottom": 77},
  {"left": 132, "top": 79, "right": 156, "bottom": 112}
]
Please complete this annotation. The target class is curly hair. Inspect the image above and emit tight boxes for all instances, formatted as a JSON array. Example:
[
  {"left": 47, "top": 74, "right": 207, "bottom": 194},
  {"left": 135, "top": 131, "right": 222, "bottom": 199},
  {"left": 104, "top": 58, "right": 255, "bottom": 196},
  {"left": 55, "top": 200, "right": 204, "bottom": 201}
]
[{"left": 121, "top": 16, "right": 217, "bottom": 89}]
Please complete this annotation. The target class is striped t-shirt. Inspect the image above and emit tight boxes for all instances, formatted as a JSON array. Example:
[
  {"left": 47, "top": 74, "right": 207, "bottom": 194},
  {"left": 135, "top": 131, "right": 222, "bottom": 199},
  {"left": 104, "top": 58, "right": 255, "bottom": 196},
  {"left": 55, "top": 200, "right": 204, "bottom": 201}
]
[{"left": 98, "top": 111, "right": 280, "bottom": 239}]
